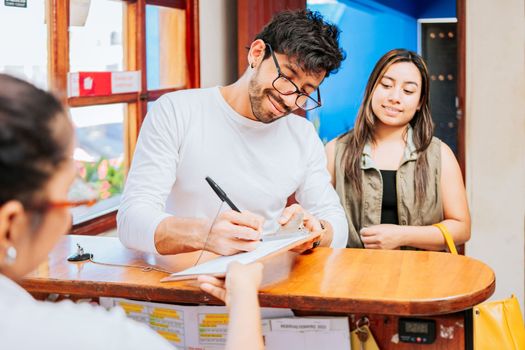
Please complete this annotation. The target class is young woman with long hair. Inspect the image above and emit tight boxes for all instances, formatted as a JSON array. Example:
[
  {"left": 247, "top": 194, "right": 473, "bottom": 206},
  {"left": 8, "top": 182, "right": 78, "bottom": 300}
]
[{"left": 325, "top": 49, "right": 470, "bottom": 250}]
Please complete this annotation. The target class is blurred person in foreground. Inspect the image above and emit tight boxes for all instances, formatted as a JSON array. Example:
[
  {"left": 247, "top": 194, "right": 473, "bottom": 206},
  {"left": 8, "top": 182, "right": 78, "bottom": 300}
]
[{"left": 0, "top": 73, "right": 264, "bottom": 350}]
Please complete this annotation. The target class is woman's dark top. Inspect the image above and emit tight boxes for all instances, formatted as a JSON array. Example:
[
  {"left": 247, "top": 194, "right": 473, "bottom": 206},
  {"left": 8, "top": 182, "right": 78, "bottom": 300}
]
[{"left": 380, "top": 170, "right": 398, "bottom": 224}]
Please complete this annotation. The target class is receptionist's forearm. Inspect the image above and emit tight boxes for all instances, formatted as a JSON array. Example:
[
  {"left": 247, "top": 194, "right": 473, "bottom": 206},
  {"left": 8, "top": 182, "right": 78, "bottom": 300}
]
[
  {"left": 154, "top": 216, "right": 208, "bottom": 255},
  {"left": 226, "top": 284, "right": 264, "bottom": 350}
]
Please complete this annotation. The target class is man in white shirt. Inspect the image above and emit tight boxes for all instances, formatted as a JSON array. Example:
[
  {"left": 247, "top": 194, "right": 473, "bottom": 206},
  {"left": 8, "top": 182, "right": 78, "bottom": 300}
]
[{"left": 117, "top": 10, "right": 348, "bottom": 256}]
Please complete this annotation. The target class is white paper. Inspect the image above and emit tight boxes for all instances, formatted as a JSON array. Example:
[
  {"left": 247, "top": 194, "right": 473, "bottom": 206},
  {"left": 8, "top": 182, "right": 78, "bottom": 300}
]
[
  {"left": 194, "top": 306, "right": 229, "bottom": 349},
  {"left": 111, "top": 71, "right": 140, "bottom": 93},
  {"left": 100, "top": 298, "right": 188, "bottom": 348},
  {"left": 100, "top": 297, "right": 348, "bottom": 350},
  {"left": 264, "top": 331, "right": 350, "bottom": 350},
  {"left": 68, "top": 72, "right": 80, "bottom": 97},
  {"left": 270, "top": 318, "right": 331, "bottom": 332},
  {"left": 163, "top": 233, "right": 308, "bottom": 280},
  {"left": 264, "top": 317, "right": 350, "bottom": 350}
]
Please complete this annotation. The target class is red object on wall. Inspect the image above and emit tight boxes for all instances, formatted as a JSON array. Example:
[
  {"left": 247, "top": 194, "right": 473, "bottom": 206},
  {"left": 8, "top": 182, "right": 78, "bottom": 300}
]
[
  {"left": 68, "top": 71, "right": 140, "bottom": 97},
  {"left": 78, "top": 72, "right": 112, "bottom": 96}
]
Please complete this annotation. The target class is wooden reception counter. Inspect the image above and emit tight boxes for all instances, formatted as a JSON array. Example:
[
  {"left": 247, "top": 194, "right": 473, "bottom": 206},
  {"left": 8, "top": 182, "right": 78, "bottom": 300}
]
[{"left": 22, "top": 235, "right": 495, "bottom": 349}]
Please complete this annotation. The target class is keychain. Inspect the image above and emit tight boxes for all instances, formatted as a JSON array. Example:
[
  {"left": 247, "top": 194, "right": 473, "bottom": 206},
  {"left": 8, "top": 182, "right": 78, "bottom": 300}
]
[
  {"left": 67, "top": 243, "right": 93, "bottom": 262},
  {"left": 350, "top": 316, "right": 380, "bottom": 350}
]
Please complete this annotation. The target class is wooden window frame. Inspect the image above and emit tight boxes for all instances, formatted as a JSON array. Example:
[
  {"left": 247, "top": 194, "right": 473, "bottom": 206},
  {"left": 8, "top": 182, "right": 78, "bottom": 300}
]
[{"left": 46, "top": 0, "right": 200, "bottom": 235}]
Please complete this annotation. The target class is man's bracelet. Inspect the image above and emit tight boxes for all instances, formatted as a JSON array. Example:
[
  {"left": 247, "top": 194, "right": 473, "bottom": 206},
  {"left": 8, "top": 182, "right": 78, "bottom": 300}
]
[{"left": 313, "top": 220, "right": 326, "bottom": 248}]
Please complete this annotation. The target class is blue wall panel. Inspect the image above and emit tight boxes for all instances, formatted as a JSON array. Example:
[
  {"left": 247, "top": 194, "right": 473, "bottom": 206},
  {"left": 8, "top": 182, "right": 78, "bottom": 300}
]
[
  {"left": 307, "top": 0, "right": 455, "bottom": 142},
  {"left": 417, "top": 0, "right": 455, "bottom": 18},
  {"left": 308, "top": 1, "right": 417, "bottom": 142}
]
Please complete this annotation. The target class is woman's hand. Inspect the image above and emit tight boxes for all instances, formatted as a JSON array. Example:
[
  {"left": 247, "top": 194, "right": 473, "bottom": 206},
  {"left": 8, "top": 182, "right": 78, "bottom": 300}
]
[
  {"left": 360, "top": 224, "right": 405, "bottom": 250},
  {"left": 199, "top": 262, "right": 265, "bottom": 350},
  {"left": 198, "top": 261, "right": 263, "bottom": 306}
]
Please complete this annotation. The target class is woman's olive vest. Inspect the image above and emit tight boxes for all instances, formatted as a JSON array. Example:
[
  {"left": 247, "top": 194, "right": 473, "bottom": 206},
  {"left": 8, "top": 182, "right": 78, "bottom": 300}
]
[{"left": 334, "top": 128, "right": 443, "bottom": 248}]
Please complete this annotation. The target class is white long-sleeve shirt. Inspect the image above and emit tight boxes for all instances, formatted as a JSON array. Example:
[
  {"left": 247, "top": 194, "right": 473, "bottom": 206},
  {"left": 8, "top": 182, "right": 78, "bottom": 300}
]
[
  {"left": 117, "top": 87, "right": 348, "bottom": 253},
  {"left": 0, "top": 274, "right": 174, "bottom": 349}
]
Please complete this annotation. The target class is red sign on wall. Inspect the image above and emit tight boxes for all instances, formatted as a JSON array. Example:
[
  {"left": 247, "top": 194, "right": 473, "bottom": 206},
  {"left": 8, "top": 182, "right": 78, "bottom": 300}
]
[{"left": 68, "top": 71, "right": 140, "bottom": 97}]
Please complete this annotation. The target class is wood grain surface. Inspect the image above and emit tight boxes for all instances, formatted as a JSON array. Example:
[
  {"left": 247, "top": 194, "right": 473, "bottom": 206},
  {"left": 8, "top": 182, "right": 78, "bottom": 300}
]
[{"left": 22, "top": 235, "right": 494, "bottom": 316}]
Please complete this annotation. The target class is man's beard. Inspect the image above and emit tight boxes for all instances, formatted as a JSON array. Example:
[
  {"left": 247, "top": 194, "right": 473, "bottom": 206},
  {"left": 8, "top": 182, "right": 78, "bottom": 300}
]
[{"left": 248, "top": 76, "right": 292, "bottom": 124}]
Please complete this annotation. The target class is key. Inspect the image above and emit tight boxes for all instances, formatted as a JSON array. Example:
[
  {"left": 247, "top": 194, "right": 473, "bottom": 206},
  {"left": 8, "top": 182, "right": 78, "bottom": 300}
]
[{"left": 356, "top": 326, "right": 369, "bottom": 350}]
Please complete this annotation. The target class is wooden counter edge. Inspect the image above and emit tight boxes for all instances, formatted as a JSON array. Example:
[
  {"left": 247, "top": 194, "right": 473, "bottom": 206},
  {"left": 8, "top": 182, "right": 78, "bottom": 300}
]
[{"left": 22, "top": 274, "right": 495, "bottom": 316}]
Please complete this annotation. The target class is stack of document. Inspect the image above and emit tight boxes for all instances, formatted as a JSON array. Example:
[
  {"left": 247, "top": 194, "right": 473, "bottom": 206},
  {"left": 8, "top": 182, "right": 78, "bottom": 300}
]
[{"left": 100, "top": 297, "right": 350, "bottom": 350}]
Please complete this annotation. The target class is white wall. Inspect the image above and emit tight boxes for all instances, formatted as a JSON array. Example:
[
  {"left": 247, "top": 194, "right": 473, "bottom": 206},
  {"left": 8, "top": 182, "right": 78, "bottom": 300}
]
[
  {"left": 199, "top": 0, "right": 238, "bottom": 87},
  {"left": 465, "top": 0, "right": 525, "bottom": 309}
]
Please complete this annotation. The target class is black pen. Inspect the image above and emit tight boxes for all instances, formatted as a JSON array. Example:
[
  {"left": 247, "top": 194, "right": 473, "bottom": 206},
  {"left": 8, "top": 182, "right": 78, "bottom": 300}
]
[{"left": 205, "top": 176, "right": 241, "bottom": 212}]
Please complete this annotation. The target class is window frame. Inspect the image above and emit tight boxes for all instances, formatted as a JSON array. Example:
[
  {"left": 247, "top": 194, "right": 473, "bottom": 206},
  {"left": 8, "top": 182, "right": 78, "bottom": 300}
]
[{"left": 46, "top": 0, "right": 200, "bottom": 235}]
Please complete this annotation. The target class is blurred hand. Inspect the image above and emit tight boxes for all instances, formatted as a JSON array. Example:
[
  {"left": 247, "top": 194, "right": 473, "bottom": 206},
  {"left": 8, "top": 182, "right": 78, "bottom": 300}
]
[
  {"left": 360, "top": 224, "right": 404, "bottom": 250},
  {"left": 278, "top": 204, "right": 323, "bottom": 253},
  {"left": 279, "top": 204, "right": 321, "bottom": 231},
  {"left": 198, "top": 261, "right": 263, "bottom": 306},
  {"left": 206, "top": 210, "right": 264, "bottom": 256}
]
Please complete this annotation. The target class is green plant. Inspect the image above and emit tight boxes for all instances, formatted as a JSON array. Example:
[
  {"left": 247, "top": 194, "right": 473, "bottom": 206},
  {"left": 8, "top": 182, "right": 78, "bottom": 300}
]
[{"left": 76, "top": 157, "right": 125, "bottom": 200}]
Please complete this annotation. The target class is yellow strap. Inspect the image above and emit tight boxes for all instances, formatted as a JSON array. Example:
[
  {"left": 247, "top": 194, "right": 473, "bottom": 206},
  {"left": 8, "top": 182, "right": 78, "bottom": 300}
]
[{"left": 433, "top": 223, "right": 458, "bottom": 255}]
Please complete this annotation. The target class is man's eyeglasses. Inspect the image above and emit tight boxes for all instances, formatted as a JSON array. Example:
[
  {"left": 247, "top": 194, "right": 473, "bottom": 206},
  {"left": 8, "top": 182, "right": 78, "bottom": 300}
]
[{"left": 266, "top": 43, "right": 322, "bottom": 112}]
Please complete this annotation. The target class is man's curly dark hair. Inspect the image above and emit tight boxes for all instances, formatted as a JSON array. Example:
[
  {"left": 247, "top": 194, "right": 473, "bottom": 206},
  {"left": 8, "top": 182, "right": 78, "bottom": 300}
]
[{"left": 255, "top": 9, "right": 346, "bottom": 77}]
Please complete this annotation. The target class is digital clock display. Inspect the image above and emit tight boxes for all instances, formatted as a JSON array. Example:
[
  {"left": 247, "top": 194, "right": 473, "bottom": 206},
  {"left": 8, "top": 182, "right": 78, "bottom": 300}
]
[
  {"left": 404, "top": 321, "right": 428, "bottom": 333},
  {"left": 398, "top": 318, "right": 436, "bottom": 344}
]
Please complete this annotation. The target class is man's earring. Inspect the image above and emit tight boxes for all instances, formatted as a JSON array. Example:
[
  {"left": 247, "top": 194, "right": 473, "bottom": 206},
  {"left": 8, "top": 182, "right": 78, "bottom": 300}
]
[
  {"left": 4, "top": 246, "right": 17, "bottom": 265},
  {"left": 250, "top": 62, "right": 255, "bottom": 69}
]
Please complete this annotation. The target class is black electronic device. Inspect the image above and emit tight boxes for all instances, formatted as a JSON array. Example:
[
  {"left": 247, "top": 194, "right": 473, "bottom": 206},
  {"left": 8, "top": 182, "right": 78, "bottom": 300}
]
[{"left": 398, "top": 318, "right": 436, "bottom": 344}]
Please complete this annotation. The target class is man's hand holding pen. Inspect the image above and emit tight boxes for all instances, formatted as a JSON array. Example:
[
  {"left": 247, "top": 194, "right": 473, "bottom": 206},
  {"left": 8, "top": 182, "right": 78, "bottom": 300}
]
[
  {"left": 207, "top": 210, "right": 264, "bottom": 256},
  {"left": 205, "top": 177, "right": 330, "bottom": 256},
  {"left": 204, "top": 177, "right": 265, "bottom": 255}
]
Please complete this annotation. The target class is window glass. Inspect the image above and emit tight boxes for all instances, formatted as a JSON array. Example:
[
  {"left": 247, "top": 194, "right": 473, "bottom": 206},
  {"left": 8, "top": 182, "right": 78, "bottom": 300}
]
[
  {"left": 70, "top": 0, "right": 125, "bottom": 72},
  {"left": 70, "top": 103, "right": 125, "bottom": 222},
  {"left": 146, "top": 5, "right": 187, "bottom": 89},
  {"left": 0, "top": 1, "right": 47, "bottom": 88}
]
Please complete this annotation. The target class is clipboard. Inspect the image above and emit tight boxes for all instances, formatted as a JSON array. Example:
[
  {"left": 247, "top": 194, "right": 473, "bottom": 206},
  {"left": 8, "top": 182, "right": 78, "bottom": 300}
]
[
  {"left": 160, "top": 233, "right": 312, "bottom": 282},
  {"left": 161, "top": 213, "right": 313, "bottom": 282}
]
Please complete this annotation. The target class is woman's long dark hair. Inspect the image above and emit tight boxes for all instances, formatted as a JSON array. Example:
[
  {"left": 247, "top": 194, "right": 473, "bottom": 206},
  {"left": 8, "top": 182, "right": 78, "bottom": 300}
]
[
  {"left": 0, "top": 74, "right": 71, "bottom": 208},
  {"left": 341, "top": 49, "right": 434, "bottom": 205}
]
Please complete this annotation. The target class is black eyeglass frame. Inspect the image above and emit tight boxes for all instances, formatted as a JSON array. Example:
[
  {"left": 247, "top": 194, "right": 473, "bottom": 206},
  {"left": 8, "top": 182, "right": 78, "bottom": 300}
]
[{"left": 265, "top": 43, "right": 322, "bottom": 112}]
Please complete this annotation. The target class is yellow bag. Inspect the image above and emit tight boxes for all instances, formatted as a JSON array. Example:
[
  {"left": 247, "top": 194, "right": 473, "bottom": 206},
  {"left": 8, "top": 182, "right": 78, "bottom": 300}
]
[
  {"left": 434, "top": 223, "right": 525, "bottom": 350},
  {"left": 473, "top": 295, "right": 525, "bottom": 349}
]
